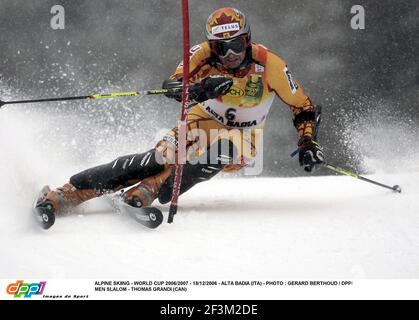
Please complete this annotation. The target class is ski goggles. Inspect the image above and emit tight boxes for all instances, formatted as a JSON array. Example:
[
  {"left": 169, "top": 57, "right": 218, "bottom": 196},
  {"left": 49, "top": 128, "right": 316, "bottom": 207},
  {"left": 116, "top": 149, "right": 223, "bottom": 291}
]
[{"left": 210, "top": 35, "right": 249, "bottom": 58}]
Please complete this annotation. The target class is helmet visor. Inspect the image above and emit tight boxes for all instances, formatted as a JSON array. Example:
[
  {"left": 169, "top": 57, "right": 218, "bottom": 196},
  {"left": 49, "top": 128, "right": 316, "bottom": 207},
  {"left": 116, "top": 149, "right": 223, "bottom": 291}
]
[{"left": 210, "top": 36, "right": 248, "bottom": 58}]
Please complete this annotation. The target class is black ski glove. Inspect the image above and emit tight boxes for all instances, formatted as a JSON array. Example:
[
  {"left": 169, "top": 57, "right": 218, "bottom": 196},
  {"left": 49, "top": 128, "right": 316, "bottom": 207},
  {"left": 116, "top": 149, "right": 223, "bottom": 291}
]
[
  {"left": 162, "top": 76, "right": 233, "bottom": 103},
  {"left": 162, "top": 79, "right": 183, "bottom": 102},
  {"left": 298, "top": 136, "right": 325, "bottom": 172},
  {"left": 194, "top": 75, "right": 233, "bottom": 102}
]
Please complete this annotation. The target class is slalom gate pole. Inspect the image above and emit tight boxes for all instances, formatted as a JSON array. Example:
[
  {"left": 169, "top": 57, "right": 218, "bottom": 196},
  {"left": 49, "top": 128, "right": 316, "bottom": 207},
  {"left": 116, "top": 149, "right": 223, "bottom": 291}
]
[
  {"left": 0, "top": 89, "right": 182, "bottom": 109},
  {"left": 323, "top": 163, "right": 402, "bottom": 193},
  {"left": 168, "top": 0, "right": 190, "bottom": 224}
]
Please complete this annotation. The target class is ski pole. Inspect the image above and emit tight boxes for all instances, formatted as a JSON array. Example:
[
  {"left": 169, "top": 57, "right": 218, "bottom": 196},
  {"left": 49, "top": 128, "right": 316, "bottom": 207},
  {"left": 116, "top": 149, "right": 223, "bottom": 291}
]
[
  {"left": 0, "top": 88, "right": 182, "bottom": 109},
  {"left": 288, "top": 106, "right": 402, "bottom": 193},
  {"left": 323, "top": 162, "right": 402, "bottom": 193}
]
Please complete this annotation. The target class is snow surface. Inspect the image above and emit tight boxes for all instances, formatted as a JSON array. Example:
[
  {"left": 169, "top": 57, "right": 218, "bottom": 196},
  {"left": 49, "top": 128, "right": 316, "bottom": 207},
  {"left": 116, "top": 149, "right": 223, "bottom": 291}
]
[{"left": 0, "top": 108, "right": 418, "bottom": 280}]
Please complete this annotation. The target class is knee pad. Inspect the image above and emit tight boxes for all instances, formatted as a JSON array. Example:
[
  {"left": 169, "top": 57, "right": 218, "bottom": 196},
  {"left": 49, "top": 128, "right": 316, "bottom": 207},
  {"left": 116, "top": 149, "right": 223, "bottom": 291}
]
[{"left": 158, "top": 140, "right": 236, "bottom": 204}]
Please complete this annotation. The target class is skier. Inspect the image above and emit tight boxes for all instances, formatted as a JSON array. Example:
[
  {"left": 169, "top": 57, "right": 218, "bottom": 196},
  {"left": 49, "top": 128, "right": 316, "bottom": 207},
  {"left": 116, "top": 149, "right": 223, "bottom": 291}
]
[{"left": 34, "top": 7, "right": 325, "bottom": 228}]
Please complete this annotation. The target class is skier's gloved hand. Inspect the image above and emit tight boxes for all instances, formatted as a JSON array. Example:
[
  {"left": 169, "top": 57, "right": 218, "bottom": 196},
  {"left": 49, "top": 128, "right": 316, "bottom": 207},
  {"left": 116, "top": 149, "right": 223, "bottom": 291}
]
[
  {"left": 190, "top": 75, "right": 233, "bottom": 103},
  {"left": 162, "top": 80, "right": 205, "bottom": 103},
  {"left": 162, "top": 76, "right": 233, "bottom": 103},
  {"left": 298, "top": 136, "right": 325, "bottom": 172},
  {"left": 202, "top": 75, "right": 233, "bottom": 100},
  {"left": 162, "top": 79, "right": 183, "bottom": 102}
]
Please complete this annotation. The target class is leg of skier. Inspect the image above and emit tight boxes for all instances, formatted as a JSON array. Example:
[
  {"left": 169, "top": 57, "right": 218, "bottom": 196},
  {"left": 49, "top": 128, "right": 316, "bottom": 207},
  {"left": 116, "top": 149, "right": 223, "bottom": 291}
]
[
  {"left": 35, "top": 104, "right": 259, "bottom": 228},
  {"left": 34, "top": 149, "right": 166, "bottom": 222}
]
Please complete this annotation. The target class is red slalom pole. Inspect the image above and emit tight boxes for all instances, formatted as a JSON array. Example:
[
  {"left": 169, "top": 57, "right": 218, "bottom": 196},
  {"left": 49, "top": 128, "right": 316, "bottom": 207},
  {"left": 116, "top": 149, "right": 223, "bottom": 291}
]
[{"left": 168, "top": 0, "right": 190, "bottom": 223}]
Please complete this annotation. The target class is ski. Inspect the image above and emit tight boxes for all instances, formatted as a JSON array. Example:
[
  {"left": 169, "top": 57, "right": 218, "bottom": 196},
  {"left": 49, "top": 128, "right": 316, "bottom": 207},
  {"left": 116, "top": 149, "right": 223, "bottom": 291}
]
[
  {"left": 32, "top": 186, "right": 55, "bottom": 230},
  {"left": 106, "top": 195, "right": 163, "bottom": 229},
  {"left": 32, "top": 188, "right": 163, "bottom": 230}
]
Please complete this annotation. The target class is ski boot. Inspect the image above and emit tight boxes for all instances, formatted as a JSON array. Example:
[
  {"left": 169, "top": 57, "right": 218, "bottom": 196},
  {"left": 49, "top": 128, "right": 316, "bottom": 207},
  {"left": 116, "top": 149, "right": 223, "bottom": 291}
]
[
  {"left": 122, "top": 167, "right": 171, "bottom": 207},
  {"left": 33, "top": 186, "right": 56, "bottom": 230},
  {"left": 33, "top": 183, "right": 98, "bottom": 229},
  {"left": 115, "top": 168, "right": 172, "bottom": 228}
]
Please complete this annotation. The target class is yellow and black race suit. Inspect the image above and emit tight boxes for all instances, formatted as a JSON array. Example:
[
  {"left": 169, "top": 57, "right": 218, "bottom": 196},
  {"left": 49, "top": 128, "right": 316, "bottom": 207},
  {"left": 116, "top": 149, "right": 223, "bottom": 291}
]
[{"left": 157, "top": 41, "right": 316, "bottom": 171}]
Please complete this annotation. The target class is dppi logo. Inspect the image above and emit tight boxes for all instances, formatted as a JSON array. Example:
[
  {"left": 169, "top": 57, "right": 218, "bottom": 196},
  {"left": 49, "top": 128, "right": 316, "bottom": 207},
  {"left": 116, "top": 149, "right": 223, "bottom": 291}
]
[{"left": 6, "top": 280, "right": 46, "bottom": 298}]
